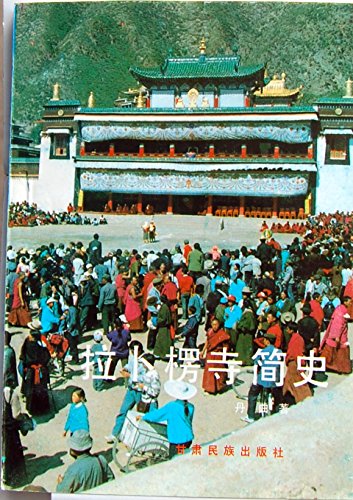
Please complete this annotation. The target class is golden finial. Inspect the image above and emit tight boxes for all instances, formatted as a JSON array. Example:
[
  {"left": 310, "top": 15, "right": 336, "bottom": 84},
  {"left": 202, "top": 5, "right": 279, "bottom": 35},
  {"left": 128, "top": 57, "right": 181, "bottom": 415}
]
[
  {"left": 52, "top": 83, "right": 60, "bottom": 101},
  {"left": 199, "top": 37, "right": 206, "bottom": 55},
  {"left": 264, "top": 67, "right": 269, "bottom": 79},
  {"left": 136, "top": 89, "right": 145, "bottom": 108},
  {"left": 88, "top": 91, "right": 95, "bottom": 108},
  {"left": 281, "top": 72, "right": 286, "bottom": 81}
]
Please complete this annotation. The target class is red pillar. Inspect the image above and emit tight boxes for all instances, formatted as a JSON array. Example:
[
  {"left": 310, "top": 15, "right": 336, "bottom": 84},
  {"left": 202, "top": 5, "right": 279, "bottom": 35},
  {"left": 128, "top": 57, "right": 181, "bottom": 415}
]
[
  {"left": 206, "top": 195, "right": 213, "bottom": 215},
  {"left": 307, "top": 144, "right": 313, "bottom": 159},
  {"left": 167, "top": 195, "right": 173, "bottom": 214},
  {"left": 209, "top": 144, "right": 215, "bottom": 158},
  {"left": 239, "top": 196, "right": 245, "bottom": 216},
  {"left": 137, "top": 194, "right": 143, "bottom": 214},
  {"left": 241, "top": 145, "right": 247, "bottom": 158},
  {"left": 272, "top": 197, "right": 278, "bottom": 218},
  {"left": 274, "top": 146, "right": 280, "bottom": 159},
  {"left": 146, "top": 96, "right": 151, "bottom": 108},
  {"left": 214, "top": 94, "right": 219, "bottom": 108},
  {"left": 169, "top": 144, "right": 175, "bottom": 157},
  {"left": 138, "top": 143, "right": 144, "bottom": 157},
  {"left": 108, "top": 143, "right": 115, "bottom": 156},
  {"left": 244, "top": 95, "right": 251, "bottom": 107},
  {"left": 80, "top": 142, "right": 86, "bottom": 156}
]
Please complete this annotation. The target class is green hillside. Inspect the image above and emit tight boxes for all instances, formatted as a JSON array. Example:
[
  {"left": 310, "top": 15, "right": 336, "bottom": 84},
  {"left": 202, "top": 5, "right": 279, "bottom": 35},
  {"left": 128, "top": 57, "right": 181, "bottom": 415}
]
[{"left": 12, "top": 1, "right": 353, "bottom": 140}]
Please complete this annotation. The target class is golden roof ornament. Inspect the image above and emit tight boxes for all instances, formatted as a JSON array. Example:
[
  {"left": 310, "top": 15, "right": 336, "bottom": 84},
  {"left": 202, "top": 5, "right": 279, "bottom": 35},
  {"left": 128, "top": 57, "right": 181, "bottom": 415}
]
[
  {"left": 87, "top": 91, "right": 95, "bottom": 108},
  {"left": 254, "top": 71, "right": 302, "bottom": 98},
  {"left": 199, "top": 37, "right": 206, "bottom": 55},
  {"left": 136, "top": 89, "right": 145, "bottom": 108},
  {"left": 52, "top": 83, "right": 60, "bottom": 101}
]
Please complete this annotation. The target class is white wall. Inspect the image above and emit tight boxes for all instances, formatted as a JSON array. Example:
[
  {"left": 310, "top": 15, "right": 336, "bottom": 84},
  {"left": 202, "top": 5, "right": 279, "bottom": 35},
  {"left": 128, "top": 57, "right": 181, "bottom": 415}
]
[
  {"left": 150, "top": 90, "right": 175, "bottom": 108},
  {"left": 219, "top": 89, "right": 245, "bottom": 108},
  {"left": 9, "top": 176, "right": 39, "bottom": 205},
  {"left": 315, "top": 136, "right": 353, "bottom": 213},
  {"left": 33, "top": 133, "right": 77, "bottom": 211}
]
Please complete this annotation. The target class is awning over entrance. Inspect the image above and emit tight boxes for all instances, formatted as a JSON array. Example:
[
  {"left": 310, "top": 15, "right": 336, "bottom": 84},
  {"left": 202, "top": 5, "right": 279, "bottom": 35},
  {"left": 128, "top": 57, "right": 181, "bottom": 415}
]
[
  {"left": 80, "top": 170, "right": 311, "bottom": 197},
  {"left": 75, "top": 160, "right": 317, "bottom": 173}
]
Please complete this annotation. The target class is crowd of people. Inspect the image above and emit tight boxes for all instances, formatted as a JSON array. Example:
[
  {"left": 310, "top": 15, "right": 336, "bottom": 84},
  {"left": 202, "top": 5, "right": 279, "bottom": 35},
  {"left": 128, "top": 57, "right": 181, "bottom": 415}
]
[
  {"left": 3, "top": 210, "right": 353, "bottom": 492},
  {"left": 8, "top": 201, "right": 108, "bottom": 227}
]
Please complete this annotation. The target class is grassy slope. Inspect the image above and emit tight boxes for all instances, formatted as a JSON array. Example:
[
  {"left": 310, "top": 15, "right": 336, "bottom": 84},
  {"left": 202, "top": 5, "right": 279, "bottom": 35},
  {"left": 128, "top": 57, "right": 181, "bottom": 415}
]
[{"left": 11, "top": 1, "right": 353, "bottom": 139}]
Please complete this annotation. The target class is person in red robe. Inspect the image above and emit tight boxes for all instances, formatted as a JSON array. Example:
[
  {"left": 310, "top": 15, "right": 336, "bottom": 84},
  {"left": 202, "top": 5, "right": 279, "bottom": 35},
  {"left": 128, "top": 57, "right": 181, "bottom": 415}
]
[
  {"left": 201, "top": 318, "right": 230, "bottom": 394},
  {"left": 255, "top": 312, "right": 283, "bottom": 350},
  {"left": 161, "top": 275, "right": 178, "bottom": 330},
  {"left": 283, "top": 322, "right": 312, "bottom": 404},
  {"left": 8, "top": 272, "right": 32, "bottom": 327},
  {"left": 343, "top": 277, "right": 353, "bottom": 319},
  {"left": 123, "top": 276, "right": 144, "bottom": 332},
  {"left": 309, "top": 293, "right": 324, "bottom": 330},
  {"left": 320, "top": 297, "right": 352, "bottom": 374},
  {"left": 183, "top": 240, "right": 193, "bottom": 261},
  {"left": 142, "top": 268, "right": 158, "bottom": 311}
]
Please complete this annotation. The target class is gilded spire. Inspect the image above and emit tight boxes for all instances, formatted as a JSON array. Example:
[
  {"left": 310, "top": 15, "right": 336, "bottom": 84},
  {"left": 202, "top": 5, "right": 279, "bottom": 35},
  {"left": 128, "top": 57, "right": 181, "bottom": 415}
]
[
  {"left": 199, "top": 37, "right": 206, "bottom": 55},
  {"left": 52, "top": 82, "right": 60, "bottom": 101},
  {"left": 136, "top": 88, "right": 145, "bottom": 108},
  {"left": 88, "top": 91, "right": 95, "bottom": 108}
]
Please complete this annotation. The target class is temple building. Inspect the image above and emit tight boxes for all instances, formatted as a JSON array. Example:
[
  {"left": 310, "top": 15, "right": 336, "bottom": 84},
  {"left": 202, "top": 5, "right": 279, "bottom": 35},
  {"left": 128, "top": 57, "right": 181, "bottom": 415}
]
[
  {"left": 9, "top": 124, "right": 40, "bottom": 204},
  {"left": 9, "top": 40, "right": 353, "bottom": 216}
]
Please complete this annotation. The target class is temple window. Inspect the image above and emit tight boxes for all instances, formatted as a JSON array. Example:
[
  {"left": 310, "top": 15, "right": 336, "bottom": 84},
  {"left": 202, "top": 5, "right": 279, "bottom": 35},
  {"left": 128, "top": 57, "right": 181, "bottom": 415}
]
[
  {"left": 50, "top": 134, "right": 70, "bottom": 159},
  {"left": 325, "top": 135, "right": 349, "bottom": 164}
]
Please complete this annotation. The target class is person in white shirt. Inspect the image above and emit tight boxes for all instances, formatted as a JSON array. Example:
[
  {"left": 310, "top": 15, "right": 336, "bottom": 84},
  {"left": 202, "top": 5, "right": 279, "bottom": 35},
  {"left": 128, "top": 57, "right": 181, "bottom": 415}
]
[
  {"left": 304, "top": 275, "right": 315, "bottom": 300},
  {"left": 342, "top": 264, "right": 353, "bottom": 287}
]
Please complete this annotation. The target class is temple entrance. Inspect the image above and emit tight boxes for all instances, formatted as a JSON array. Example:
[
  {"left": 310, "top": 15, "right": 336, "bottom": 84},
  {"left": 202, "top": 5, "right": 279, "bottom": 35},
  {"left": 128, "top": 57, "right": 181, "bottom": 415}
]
[{"left": 173, "top": 195, "right": 207, "bottom": 215}]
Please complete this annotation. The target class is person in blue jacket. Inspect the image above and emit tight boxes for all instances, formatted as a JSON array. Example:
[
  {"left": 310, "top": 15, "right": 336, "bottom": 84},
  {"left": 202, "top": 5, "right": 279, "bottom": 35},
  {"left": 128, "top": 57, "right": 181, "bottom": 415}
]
[
  {"left": 141, "top": 380, "right": 196, "bottom": 459},
  {"left": 63, "top": 388, "right": 89, "bottom": 436}
]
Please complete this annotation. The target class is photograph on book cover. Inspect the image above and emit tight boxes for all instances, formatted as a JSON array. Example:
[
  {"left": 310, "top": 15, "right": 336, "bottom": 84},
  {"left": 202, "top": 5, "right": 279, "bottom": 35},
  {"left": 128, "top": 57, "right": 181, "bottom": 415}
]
[{"left": 2, "top": 0, "right": 353, "bottom": 497}]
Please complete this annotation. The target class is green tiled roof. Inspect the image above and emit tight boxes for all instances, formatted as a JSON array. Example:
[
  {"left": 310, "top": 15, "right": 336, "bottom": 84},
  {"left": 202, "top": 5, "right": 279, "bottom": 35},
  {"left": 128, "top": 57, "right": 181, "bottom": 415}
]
[
  {"left": 45, "top": 99, "right": 81, "bottom": 107},
  {"left": 315, "top": 97, "right": 353, "bottom": 105},
  {"left": 130, "top": 56, "right": 264, "bottom": 84}
]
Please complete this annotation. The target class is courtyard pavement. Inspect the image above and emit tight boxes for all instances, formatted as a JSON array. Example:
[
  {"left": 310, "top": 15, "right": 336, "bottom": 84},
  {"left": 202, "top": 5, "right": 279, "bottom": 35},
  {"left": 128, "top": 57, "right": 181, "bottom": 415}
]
[
  {"left": 7, "top": 214, "right": 298, "bottom": 254},
  {"left": 5, "top": 215, "right": 350, "bottom": 495}
]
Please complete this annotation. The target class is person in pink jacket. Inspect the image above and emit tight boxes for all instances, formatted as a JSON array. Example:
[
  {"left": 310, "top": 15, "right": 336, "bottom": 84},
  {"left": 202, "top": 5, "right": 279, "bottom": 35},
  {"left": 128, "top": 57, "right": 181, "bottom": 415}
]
[{"left": 320, "top": 296, "right": 352, "bottom": 374}]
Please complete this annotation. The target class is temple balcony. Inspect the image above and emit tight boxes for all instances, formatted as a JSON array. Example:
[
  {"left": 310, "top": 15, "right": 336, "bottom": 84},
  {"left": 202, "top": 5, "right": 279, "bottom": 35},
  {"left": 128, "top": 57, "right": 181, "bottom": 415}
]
[{"left": 73, "top": 154, "right": 316, "bottom": 174}]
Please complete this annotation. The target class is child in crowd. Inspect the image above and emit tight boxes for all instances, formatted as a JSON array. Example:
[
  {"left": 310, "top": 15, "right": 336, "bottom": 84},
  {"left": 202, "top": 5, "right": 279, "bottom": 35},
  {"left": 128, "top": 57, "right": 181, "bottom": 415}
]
[
  {"left": 91, "top": 331, "right": 106, "bottom": 392},
  {"left": 63, "top": 388, "right": 89, "bottom": 436}
]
